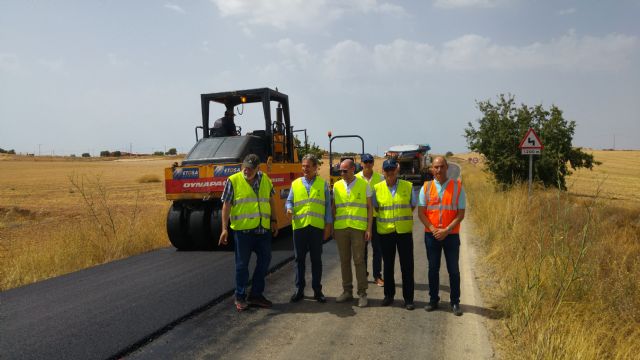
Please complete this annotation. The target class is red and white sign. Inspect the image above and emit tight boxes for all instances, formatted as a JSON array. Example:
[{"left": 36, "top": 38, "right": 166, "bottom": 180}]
[{"left": 518, "top": 128, "right": 543, "bottom": 155}]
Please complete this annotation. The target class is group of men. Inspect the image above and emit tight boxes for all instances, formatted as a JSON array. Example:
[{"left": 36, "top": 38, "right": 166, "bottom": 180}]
[{"left": 218, "top": 152, "right": 465, "bottom": 316}]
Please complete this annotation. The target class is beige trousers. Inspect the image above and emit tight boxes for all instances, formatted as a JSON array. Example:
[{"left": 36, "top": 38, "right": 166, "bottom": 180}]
[{"left": 334, "top": 227, "right": 368, "bottom": 296}]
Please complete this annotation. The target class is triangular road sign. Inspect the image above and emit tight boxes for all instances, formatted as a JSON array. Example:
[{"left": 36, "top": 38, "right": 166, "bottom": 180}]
[{"left": 519, "top": 128, "right": 543, "bottom": 149}]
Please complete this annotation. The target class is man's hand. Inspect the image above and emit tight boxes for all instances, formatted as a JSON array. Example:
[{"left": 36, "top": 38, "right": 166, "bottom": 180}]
[
  {"left": 286, "top": 208, "right": 293, "bottom": 219},
  {"left": 364, "top": 229, "right": 372, "bottom": 242},
  {"left": 323, "top": 224, "right": 333, "bottom": 240},
  {"left": 219, "top": 229, "right": 229, "bottom": 246},
  {"left": 271, "top": 220, "right": 279, "bottom": 238},
  {"left": 433, "top": 227, "right": 449, "bottom": 241}
]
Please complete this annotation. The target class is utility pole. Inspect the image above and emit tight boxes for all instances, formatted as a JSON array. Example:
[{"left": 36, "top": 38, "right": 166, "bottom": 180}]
[{"left": 38, "top": 144, "right": 42, "bottom": 156}]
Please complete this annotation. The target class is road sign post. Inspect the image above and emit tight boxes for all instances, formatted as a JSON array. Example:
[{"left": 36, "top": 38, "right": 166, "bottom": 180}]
[{"left": 518, "top": 128, "right": 544, "bottom": 197}]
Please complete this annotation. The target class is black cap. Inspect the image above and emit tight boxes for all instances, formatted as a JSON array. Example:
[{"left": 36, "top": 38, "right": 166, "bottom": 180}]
[
  {"left": 242, "top": 154, "right": 260, "bottom": 169},
  {"left": 361, "top": 153, "right": 374, "bottom": 162},
  {"left": 382, "top": 158, "right": 398, "bottom": 171}
]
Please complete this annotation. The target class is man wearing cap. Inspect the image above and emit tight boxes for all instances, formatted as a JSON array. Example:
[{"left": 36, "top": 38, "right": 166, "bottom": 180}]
[
  {"left": 286, "top": 154, "right": 332, "bottom": 304},
  {"left": 374, "top": 158, "right": 417, "bottom": 310},
  {"left": 211, "top": 108, "right": 237, "bottom": 137},
  {"left": 332, "top": 159, "right": 373, "bottom": 307},
  {"left": 219, "top": 154, "right": 279, "bottom": 312},
  {"left": 356, "top": 153, "right": 385, "bottom": 287},
  {"left": 418, "top": 156, "right": 466, "bottom": 316}
]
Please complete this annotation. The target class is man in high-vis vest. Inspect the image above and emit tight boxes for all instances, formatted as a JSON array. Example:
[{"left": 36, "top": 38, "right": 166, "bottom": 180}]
[
  {"left": 418, "top": 156, "right": 466, "bottom": 316},
  {"left": 332, "top": 159, "right": 373, "bottom": 307},
  {"left": 356, "top": 153, "right": 385, "bottom": 287},
  {"left": 286, "top": 154, "right": 332, "bottom": 304},
  {"left": 219, "top": 154, "right": 279, "bottom": 312},
  {"left": 373, "top": 159, "right": 417, "bottom": 310}
]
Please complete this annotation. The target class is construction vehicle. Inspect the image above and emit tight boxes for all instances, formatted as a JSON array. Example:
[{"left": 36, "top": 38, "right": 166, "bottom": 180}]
[
  {"left": 327, "top": 133, "right": 365, "bottom": 189},
  {"left": 385, "top": 144, "right": 433, "bottom": 186},
  {"left": 164, "top": 88, "right": 302, "bottom": 250}
]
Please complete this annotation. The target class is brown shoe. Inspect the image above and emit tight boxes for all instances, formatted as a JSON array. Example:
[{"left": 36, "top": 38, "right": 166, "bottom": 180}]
[
  {"left": 248, "top": 295, "right": 273, "bottom": 308},
  {"left": 235, "top": 298, "right": 249, "bottom": 312},
  {"left": 374, "top": 277, "right": 384, "bottom": 287}
]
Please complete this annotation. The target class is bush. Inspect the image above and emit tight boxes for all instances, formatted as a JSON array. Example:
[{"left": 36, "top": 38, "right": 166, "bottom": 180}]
[
  {"left": 112, "top": 151, "right": 122, "bottom": 157},
  {"left": 81, "top": 153, "right": 91, "bottom": 158},
  {"left": 153, "top": 151, "right": 164, "bottom": 156},
  {"left": 445, "top": 151, "right": 454, "bottom": 157},
  {"left": 137, "top": 174, "right": 161, "bottom": 183},
  {"left": 100, "top": 150, "right": 110, "bottom": 157},
  {"left": 166, "top": 148, "right": 177, "bottom": 155}
]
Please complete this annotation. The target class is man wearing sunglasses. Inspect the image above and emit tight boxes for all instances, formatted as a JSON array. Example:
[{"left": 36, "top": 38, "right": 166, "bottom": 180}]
[
  {"left": 373, "top": 159, "right": 417, "bottom": 310},
  {"left": 356, "top": 153, "right": 385, "bottom": 287},
  {"left": 332, "top": 159, "right": 373, "bottom": 307},
  {"left": 219, "top": 154, "right": 279, "bottom": 312}
]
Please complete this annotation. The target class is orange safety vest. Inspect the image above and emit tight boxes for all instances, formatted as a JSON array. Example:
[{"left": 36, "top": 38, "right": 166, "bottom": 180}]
[{"left": 422, "top": 179, "right": 462, "bottom": 234}]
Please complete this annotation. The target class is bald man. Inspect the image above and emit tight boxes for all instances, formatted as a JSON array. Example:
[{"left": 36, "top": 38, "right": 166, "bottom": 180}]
[{"left": 332, "top": 159, "right": 373, "bottom": 307}]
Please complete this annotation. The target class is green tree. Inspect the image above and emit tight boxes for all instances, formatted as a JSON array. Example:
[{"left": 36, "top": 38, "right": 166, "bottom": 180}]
[
  {"left": 294, "top": 136, "right": 326, "bottom": 163},
  {"left": 465, "top": 94, "right": 598, "bottom": 190},
  {"left": 100, "top": 150, "right": 110, "bottom": 157},
  {"left": 166, "top": 148, "right": 177, "bottom": 155},
  {"left": 82, "top": 153, "right": 91, "bottom": 158}
]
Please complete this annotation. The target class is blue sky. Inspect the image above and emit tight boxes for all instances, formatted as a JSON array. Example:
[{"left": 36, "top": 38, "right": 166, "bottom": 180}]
[{"left": 1, "top": 0, "right": 639, "bottom": 156}]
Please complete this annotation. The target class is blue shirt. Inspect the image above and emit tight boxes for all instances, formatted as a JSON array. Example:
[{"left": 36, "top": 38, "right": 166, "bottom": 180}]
[
  {"left": 286, "top": 175, "right": 333, "bottom": 224},
  {"left": 372, "top": 180, "right": 418, "bottom": 209},
  {"left": 418, "top": 178, "right": 466, "bottom": 209}
]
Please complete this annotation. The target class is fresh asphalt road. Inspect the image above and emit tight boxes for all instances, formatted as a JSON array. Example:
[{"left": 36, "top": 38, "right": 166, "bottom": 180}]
[
  {"left": 128, "top": 213, "right": 495, "bottom": 360},
  {"left": 0, "top": 235, "right": 295, "bottom": 360}
]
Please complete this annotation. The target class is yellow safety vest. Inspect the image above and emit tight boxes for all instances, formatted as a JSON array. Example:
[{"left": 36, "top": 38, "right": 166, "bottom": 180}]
[
  {"left": 375, "top": 179, "right": 413, "bottom": 234},
  {"left": 356, "top": 171, "right": 384, "bottom": 218},
  {"left": 333, "top": 177, "right": 368, "bottom": 230},
  {"left": 291, "top": 176, "right": 326, "bottom": 230},
  {"left": 228, "top": 172, "right": 273, "bottom": 230}
]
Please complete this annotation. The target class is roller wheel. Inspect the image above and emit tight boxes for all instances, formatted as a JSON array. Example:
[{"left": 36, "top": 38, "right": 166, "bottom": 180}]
[
  {"left": 167, "top": 203, "right": 193, "bottom": 250},
  {"left": 189, "top": 206, "right": 215, "bottom": 250}
]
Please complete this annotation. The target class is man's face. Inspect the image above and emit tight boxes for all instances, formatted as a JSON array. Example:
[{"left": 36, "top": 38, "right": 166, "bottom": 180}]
[
  {"left": 302, "top": 159, "right": 317, "bottom": 177},
  {"left": 384, "top": 166, "right": 398, "bottom": 182},
  {"left": 243, "top": 165, "right": 257, "bottom": 181},
  {"left": 432, "top": 158, "right": 448, "bottom": 182},
  {"left": 362, "top": 159, "right": 374, "bottom": 171},
  {"left": 339, "top": 161, "right": 354, "bottom": 180}
]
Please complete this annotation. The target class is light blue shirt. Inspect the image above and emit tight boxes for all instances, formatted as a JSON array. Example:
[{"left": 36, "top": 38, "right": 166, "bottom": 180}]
[
  {"left": 285, "top": 175, "right": 333, "bottom": 224},
  {"left": 372, "top": 180, "right": 418, "bottom": 209},
  {"left": 418, "top": 178, "right": 466, "bottom": 209}
]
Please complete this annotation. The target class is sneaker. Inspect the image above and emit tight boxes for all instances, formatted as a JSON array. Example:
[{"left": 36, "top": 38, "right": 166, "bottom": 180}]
[
  {"left": 336, "top": 291, "right": 353, "bottom": 303},
  {"left": 374, "top": 277, "right": 384, "bottom": 287},
  {"left": 452, "top": 304, "right": 463, "bottom": 316},
  {"left": 405, "top": 303, "right": 415, "bottom": 311},
  {"left": 235, "top": 298, "right": 249, "bottom": 312},
  {"left": 381, "top": 297, "right": 393, "bottom": 306},
  {"left": 247, "top": 295, "right": 273, "bottom": 308},
  {"left": 424, "top": 302, "right": 438, "bottom": 312},
  {"left": 358, "top": 294, "right": 368, "bottom": 307}
]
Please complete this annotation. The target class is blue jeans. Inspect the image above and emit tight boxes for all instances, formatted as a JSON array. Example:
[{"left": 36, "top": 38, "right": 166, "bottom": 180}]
[
  {"left": 425, "top": 233, "right": 460, "bottom": 305},
  {"left": 234, "top": 230, "right": 272, "bottom": 300},
  {"left": 365, "top": 218, "right": 383, "bottom": 279},
  {"left": 292, "top": 225, "right": 323, "bottom": 292}
]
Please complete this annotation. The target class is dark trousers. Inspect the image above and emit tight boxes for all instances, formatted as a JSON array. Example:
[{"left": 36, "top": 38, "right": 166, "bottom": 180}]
[
  {"left": 380, "top": 232, "right": 414, "bottom": 304},
  {"left": 293, "top": 225, "right": 323, "bottom": 292},
  {"left": 364, "top": 218, "right": 383, "bottom": 279},
  {"left": 425, "top": 233, "right": 460, "bottom": 305},
  {"left": 234, "top": 230, "right": 272, "bottom": 300}
]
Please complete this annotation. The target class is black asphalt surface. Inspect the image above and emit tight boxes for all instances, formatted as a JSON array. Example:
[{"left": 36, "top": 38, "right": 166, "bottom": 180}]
[{"left": 0, "top": 237, "right": 294, "bottom": 360}]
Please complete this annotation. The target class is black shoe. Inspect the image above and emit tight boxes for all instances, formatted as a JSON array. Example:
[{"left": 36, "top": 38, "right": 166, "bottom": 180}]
[
  {"left": 313, "top": 291, "right": 327, "bottom": 303},
  {"left": 405, "top": 303, "right": 415, "bottom": 311},
  {"left": 452, "top": 304, "right": 463, "bottom": 316},
  {"left": 248, "top": 295, "right": 273, "bottom": 308},
  {"left": 290, "top": 289, "right": 304, "bottom": 303},
  {"left": 424, "top": 302, "right": 438, "bottom": 312},
  {"left": 381, "top": 297, "right": 393, "bottom": 306}
]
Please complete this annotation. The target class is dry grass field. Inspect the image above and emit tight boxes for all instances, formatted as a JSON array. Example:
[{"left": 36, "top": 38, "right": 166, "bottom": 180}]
[
  {"left": 461, "top": 150, "right": 640, "bottom": 359},
  {"left": 0, "top": 155, "right": 176, "bottom": 290}
]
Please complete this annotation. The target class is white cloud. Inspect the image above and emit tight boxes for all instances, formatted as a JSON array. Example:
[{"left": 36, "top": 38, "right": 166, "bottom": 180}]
[
  {"left": 164, "top": 3, "right": 186, "bottom": 14},
  {"left": 556, "top": 8, "right": 576, "bottom": 15},
  {"left": 210, "top": 0, "right": 405, "bottom": 29},
  {"left": 0, "top": 53, "right": 20, "bottom": 73},
  {"left": 433, "top": 0, "right": 503, "bottom": 9},
  {"left": 263, "top": 31, "right": 638, "bottom": 80}
]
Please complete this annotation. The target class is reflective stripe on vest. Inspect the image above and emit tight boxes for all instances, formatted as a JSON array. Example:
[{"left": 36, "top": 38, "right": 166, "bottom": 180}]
[
  {"left": 229, "top": 172, "right": 273, "bottom": 231},
  {"left": 374, "top": 179, "right": 414, "bottom": 234},
  {"left": 291, "top": 177, "right": 326, "bottom": 230},
  {"left": 333, "top": 177, "right": 368, "bottom": 230},
  {"left": 422, "top": 179, "right": 462, "bottom": 234},
  {"left": 356, "top": 171, "right": 383, "bottom": 217}
]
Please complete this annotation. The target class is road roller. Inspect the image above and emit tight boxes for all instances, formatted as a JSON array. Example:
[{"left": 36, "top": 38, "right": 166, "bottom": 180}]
[{"left": 164, "top": 88, "right": 302, "bottom": 250}]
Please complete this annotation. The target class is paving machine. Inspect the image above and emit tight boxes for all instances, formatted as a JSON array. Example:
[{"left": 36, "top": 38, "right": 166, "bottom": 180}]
[
  {"left": 164, "top": 88, "right": 302, "bottom": 250},
  {"left": 385, "top": 144, "right": 433, "bottom": 186}
]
